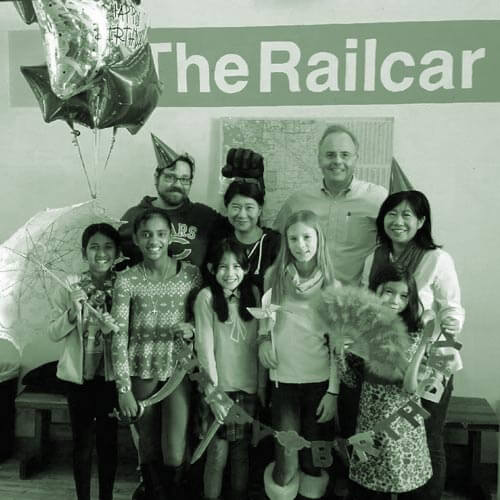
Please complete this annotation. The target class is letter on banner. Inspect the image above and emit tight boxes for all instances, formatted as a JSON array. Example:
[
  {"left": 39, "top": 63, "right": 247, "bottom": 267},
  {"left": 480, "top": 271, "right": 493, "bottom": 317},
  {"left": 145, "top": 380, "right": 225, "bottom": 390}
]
[
  {"left": 276, "top": 430, "right": 311, "bottom": 455},
  {"left": 417, "top": 376, "right": 445, "bottom": 403},
  {"left": 311, "top": 440, "right": 335, "bottom": 468},
  {"left": 427, "top": 352, "right": 456, "bottom": 373},
  {"left": 252, "top": 420, "right": 274, "bottom": 447},
  {"left": 347, "top": 432, "right": 379, "bottom": 462},
  {"left": 397, "top": 399, "right": 431, "bottom": 428},
  {"left": 373, "top": 412, "right": 402, "bottom": 440}
]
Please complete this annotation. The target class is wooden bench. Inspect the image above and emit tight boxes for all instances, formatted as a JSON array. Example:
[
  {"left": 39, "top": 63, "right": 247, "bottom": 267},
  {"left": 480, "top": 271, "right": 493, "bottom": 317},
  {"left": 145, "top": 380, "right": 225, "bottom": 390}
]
[
  {"left": 14, "top": 390, "right": 499, "bottom": 492},
  {"left": 445, "top": 396, "right": 499, "bottom": 499},
  {"left": 15, "top": 390, "right": 67, "bottom": 479}
]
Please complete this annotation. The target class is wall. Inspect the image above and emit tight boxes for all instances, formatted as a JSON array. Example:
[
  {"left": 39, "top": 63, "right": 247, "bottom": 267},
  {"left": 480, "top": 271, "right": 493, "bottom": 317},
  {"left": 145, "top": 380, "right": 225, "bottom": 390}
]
[{"left": 1, "top": 0, "right": 499, "bottom": 461}]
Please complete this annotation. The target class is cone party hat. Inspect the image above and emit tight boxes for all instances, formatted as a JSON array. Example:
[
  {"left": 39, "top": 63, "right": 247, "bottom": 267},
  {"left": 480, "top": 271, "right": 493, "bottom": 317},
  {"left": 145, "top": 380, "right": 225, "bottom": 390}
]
[{"left": 151, "top": 133, "right": 181, "bottom": 171}]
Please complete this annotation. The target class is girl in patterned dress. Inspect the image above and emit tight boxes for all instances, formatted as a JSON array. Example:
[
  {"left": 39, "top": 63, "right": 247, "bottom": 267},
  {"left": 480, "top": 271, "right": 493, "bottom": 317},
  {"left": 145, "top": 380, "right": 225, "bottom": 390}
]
[
  {"left": 48, "top": 223, "right": 121, "bottom": 500},
  {"left": 111, "top": 208, "right": 202, "bottom": 499},
  {"left": 259, "top": 210, "right": 338, "bottom": 500},
  {"left": 194, "top": 238, "right": 262, "bottom": 500},
  {"left": 347, "top": 264, "right": 432, "bottom": 499}
]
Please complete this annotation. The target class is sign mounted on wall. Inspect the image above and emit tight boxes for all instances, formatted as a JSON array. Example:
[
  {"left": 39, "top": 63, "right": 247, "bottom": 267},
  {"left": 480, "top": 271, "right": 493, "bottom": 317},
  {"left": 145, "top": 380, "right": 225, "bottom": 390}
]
[{"left": 148, "top": 21, "right": 497, "bottom": 106}]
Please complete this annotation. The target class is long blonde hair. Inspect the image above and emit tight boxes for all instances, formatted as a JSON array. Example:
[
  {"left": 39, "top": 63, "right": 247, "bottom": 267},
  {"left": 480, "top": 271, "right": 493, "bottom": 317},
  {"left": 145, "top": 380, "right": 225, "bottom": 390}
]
[{"left": 267, "top": 210, "right": 334, "bottom": 303}]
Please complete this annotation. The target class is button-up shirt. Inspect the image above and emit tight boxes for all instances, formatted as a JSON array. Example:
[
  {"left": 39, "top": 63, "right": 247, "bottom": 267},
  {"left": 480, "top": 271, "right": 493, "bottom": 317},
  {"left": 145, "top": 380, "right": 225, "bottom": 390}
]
[{"left": 274, "top": 178, "right": 388, "bottom": 285}]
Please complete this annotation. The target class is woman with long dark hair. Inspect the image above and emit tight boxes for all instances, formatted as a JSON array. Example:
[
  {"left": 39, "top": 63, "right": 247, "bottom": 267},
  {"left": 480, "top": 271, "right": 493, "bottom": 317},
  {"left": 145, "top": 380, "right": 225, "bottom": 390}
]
[{"left": 362, "top": 190, "right": 465, "bottom": 500}]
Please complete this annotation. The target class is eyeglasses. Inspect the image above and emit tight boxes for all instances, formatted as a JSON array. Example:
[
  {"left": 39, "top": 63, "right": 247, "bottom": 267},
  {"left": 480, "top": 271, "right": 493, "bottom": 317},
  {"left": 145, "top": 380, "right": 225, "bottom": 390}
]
[
  {"left": 160, "top": 173, "right": 193, "bottom": 186},
  {"left": 324, "top": 152, "right": 357, "bottom": 161}
]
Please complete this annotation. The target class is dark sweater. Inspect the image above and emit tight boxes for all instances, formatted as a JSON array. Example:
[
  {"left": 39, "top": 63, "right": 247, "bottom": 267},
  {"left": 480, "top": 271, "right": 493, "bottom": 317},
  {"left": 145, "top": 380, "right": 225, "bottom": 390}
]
[{"left": 118, "top": 196, "right": 230, "bottom": 269}]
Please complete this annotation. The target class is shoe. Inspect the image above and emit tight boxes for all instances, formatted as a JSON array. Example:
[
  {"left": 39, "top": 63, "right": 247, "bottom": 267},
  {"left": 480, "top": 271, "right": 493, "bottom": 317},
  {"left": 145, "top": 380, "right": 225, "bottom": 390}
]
[
  {"left": 132, "top": 481, "right": 146, "bottom": 500},
  {"left": 141, "top": 462, "right": 168, "bottom": 500}
]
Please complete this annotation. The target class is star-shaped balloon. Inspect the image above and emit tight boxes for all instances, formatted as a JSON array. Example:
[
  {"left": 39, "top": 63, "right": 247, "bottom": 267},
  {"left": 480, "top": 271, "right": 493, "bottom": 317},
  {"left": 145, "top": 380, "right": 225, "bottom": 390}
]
[
  {"left": 13, "top": 0, "right": 37, "bottom": 24},
  {"left": 88, "top": 44, "right": 162, "bottom": 134},
  {"left": 21, "top": 65, "right": 92, "bottom": 128},
  {"left": 32, "top": 0, "right": 148, "bottom": 99},
  {"left": 21, "top": 44, "right": 161, "bottom": 135}
]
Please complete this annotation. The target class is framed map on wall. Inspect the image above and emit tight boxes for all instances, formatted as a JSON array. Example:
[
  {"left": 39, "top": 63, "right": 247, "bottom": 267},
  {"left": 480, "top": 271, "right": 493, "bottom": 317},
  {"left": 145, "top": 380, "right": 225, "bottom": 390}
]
[{"left": 220, "top": 117, "right": 394, "bottom": 227}]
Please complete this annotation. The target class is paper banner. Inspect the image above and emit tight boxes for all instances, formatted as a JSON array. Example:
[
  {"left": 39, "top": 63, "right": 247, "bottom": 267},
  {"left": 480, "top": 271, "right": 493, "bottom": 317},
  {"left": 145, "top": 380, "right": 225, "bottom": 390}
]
[
  {"left": 347, "top": 431, "right": 380, "bottom": 463},
  {"left": 252, "top": 420, "right": 275, "bottom": 447},
  {"left": 171, "top": 318, "right": 462, "bottom": 467},
  {"left": 225, "top": 404, "right": 254, "bottom": 425},
  {"left": 396, "top": 399, "right": 431, "bottom": 428},
  {"left": 311, "top": 440, "right": 335, "bottom": 468},
  {"left": 275, "top": 430, "right": 311, "bottom": 455}
]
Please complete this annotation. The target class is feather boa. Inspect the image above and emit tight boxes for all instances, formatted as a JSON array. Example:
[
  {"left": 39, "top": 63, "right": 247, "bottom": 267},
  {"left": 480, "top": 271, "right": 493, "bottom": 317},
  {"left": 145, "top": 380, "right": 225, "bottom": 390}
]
[{"left": 322, "top": 285, "right": 411, "bottom": 383}]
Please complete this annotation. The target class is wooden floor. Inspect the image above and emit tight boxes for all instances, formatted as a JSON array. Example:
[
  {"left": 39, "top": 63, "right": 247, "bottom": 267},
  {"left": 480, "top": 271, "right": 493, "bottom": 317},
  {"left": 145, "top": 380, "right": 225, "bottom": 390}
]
[
  {"left": 0, "top": 442, "right": 477, "bottom": 500},
  {"left": 0, "top": 446, "right": 138, "bottom": 500}
]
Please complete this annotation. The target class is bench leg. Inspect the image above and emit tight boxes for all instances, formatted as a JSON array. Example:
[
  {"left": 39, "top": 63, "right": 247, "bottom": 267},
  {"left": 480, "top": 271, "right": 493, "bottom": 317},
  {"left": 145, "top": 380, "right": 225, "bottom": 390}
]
[
  {"left": 467, "top": 430, "right": 489, "bottom": 500},
  {"left": 19, "top": 409, "right": 51, "bottom": 479}
]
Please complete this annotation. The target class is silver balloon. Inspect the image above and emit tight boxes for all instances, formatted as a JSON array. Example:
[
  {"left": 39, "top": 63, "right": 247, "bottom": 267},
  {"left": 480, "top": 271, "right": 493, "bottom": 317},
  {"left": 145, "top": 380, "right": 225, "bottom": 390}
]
[{"left": 32, "top": 0, "right": 148, "bottom": 99}]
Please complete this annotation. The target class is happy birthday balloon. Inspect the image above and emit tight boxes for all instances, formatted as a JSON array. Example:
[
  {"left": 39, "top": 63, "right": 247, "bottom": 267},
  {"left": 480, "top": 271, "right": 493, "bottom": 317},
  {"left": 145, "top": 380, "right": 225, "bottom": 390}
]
[
  {"left": 13, "top": 0, "right": 37, "bottom": 24},
  {"left": 89, "top": 44, "right": 162, "bottom": 134},
  {"left": 31, "top": 0, "right": 148, "bottom": 99}
]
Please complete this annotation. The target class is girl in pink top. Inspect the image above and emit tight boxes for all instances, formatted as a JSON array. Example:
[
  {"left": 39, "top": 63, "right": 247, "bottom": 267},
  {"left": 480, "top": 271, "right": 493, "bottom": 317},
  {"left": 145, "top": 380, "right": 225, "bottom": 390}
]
[{"left": 194, "top": 238, "right": 263, "bottom": 500}]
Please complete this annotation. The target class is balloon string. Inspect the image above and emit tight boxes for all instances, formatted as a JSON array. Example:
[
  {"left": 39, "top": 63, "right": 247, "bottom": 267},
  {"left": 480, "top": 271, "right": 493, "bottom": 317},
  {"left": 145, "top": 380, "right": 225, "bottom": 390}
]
[
  {"left": 70, "top": 127, "right": 96, "bottom": 199},
  {"left": 103, "top": 127, "right": 117, "bottom": 172},
  {"left": 93, "top": 128, "right": 100, "bottom": 197}
]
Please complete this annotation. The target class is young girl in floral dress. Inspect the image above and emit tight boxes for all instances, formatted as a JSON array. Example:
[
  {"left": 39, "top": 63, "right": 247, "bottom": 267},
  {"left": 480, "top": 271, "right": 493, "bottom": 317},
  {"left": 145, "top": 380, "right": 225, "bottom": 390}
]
[{"left": 347, "top": 263, "right": 432, "bottom": 499}]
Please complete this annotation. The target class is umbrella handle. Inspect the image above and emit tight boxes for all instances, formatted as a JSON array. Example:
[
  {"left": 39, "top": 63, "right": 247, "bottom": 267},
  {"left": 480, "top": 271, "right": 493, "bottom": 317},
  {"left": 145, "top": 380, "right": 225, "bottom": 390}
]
[{"left": 84, "top": 303, "right": 120, "bottom": 333}]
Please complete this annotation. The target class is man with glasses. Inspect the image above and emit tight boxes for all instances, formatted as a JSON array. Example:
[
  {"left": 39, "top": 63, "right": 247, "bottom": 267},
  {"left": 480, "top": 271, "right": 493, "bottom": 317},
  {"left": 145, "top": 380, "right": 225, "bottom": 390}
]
[
  {"left": 274, "top": 124, "right": 388, "bottom": 286},
  {"left": 119, "top": 133, "right": 229, "bottom": 269}
]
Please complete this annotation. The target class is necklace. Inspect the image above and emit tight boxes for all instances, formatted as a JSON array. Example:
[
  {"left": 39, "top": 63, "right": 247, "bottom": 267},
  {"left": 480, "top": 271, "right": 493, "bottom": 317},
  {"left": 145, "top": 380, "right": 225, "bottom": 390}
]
[
  {"left": 141, "top": 260, "right": 173, "bottom": 317},
  {"left": 79, "top": 271, "right": 116, "bottom": 313}
]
